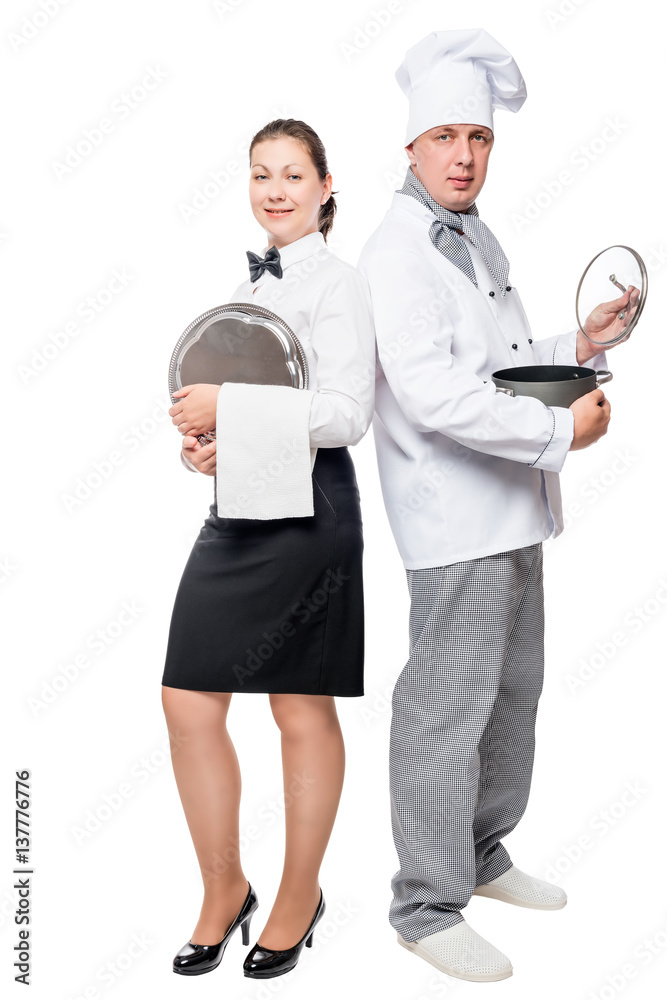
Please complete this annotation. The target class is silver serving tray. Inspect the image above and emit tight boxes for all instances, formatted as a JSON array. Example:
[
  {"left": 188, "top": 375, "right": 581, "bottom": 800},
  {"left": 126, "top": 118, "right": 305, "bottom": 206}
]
[{"left": 168, "top": 302, "right": 309, "bottom": 443}]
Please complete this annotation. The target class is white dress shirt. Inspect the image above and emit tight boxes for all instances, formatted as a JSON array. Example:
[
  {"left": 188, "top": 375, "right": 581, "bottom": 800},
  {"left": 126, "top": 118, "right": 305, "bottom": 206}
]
[
  {"left": 357, "top": 192, "right": 605, "bottom": 570},
  {"left": 227, "top": 230, "right": 376, "bottom": 449}
]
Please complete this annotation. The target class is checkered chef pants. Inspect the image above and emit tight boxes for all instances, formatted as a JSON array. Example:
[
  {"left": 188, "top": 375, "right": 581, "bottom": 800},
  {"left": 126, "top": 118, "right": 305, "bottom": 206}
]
[{"left": 389, "top": 543, "right": 544, "bottom": 941}]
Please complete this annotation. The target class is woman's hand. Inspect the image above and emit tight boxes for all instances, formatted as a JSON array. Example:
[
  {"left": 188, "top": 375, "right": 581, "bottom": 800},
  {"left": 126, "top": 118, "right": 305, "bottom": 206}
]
[
  {"left": 182, "top": 435, "right": 217, "bottom": 476},
  {"left": 169, "top": 384, "right": 219, "bottom": 437}
]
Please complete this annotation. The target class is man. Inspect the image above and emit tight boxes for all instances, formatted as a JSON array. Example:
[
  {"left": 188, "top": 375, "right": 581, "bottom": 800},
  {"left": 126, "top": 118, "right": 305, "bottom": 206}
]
[{"left": 357, "top": 28, "right": 628, "bottom": 982}]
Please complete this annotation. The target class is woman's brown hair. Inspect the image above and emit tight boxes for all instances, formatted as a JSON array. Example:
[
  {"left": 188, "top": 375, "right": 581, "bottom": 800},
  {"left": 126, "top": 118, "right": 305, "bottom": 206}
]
[{"left": 248, "top": 119, "right": 337, "bottom": 241}]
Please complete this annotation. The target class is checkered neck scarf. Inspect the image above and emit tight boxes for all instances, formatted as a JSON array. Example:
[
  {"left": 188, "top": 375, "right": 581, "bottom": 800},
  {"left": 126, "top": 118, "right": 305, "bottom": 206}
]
[{"left": 398, "top": 166, "right": 510, "bottom": 297}]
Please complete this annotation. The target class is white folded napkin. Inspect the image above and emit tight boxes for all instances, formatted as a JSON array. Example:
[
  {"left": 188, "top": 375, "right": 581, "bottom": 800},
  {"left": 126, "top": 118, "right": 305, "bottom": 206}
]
[{"left": 215, "top": 383, "right": 317, "bottom": 519}]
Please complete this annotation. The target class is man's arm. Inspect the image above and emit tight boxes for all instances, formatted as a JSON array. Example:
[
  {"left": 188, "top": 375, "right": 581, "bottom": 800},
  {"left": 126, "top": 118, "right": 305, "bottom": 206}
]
[
  {"left": 505, "top": 286, "right": 609, "bottom": 369},
  {"left": 529, "top": 327, "right": 608, "bottom": 369},
  {"left": 360, "top": 247, "right": 574, "bottom": 473}
]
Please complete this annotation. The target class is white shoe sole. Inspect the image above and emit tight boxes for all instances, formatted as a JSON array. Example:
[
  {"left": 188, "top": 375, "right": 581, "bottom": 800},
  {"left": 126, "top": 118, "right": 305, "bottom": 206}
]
[
  {"left": 397, "top": 932, "right": 513, "bottom": 982},
  {"left": 473, "top": 884, "right": 567, "bottom": 909}
]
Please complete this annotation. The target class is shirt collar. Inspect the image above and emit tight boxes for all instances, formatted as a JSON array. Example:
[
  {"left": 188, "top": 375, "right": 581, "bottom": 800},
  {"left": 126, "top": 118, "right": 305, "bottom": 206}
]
[{"left": 261, "top": 230, "right": 326, "bottom": 270}]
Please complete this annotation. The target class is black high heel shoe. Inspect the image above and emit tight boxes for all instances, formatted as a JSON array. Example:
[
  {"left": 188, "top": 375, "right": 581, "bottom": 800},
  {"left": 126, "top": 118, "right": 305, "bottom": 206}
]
[
  {"left": 243, "top": 887, "right": 325, "bottom": 979},
  {"left": 172, "top": 881, "right": 258, "bottom": 975}
]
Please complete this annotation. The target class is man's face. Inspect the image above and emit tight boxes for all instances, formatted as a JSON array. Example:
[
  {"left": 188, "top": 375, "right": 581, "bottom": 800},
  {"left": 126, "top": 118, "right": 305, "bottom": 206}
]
[{"left": 406, "top": 123, "right": 494, "bottom": 212}]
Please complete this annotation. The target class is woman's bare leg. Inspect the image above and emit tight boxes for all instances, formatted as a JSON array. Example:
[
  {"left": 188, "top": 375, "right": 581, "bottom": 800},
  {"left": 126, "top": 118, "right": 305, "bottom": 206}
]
[
  {"left": 257, "top": 693, "right": 345, "bottom": 949},
  {"left": 161, "top": 686, "right": 250, "bottom": 945}
]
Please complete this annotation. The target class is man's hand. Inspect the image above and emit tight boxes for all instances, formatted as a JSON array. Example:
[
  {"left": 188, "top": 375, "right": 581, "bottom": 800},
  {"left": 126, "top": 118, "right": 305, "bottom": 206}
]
[
  {"left": 169, "top": 384, "right": 219, "bottom": 437},
  {"left": 182, "top": 434, "right": 217, "bottom": 476},
  {"left": 576, "top": 286, "right": 639, "bottom": 364},
  {"left": 569, "top": 389, "right": 611, "bottom": 450}
]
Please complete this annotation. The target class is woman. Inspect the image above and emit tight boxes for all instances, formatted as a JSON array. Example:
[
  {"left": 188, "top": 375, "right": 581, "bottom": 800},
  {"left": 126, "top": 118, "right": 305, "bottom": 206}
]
[{"left": 161, "top": 119, "right": 375, "bottom": 979}]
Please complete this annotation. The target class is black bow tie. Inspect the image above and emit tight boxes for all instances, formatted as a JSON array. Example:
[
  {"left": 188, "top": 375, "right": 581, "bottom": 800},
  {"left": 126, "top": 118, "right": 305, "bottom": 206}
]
[{"left": 246, "top": 245, "right": 283, "bottom": 283}]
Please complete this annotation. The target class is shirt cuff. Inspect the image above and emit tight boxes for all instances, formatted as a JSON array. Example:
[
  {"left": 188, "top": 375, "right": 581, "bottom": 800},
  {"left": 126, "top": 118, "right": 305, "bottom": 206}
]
[
  {"left": 530, "top": 404, "right": 574, "bottom": 473},
  {"left": 559, "top": 327, "right": 608, "bottom": 370},
  {"left": 553, "top": 329, "right": 579, "bottom": 365}
]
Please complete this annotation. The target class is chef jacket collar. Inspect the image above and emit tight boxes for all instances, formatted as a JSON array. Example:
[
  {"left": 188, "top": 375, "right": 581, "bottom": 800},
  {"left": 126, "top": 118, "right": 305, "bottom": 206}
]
[
  {"left": 260, "top": 230, "right": 326, "bottom": 271},
  {"left": 394, "top": 188, "right": 440, "bottom": 227}
]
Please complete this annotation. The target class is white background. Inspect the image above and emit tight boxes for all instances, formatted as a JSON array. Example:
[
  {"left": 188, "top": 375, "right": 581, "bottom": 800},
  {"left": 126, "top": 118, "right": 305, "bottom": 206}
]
[{"left": 3, "top": 0, "right": 666, "bottom": 997}]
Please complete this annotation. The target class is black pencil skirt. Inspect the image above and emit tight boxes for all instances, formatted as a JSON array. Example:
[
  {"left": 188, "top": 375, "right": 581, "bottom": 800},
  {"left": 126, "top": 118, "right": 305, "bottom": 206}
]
[{"left": 161, "top": 446, "right": 364, "bottom": 695}]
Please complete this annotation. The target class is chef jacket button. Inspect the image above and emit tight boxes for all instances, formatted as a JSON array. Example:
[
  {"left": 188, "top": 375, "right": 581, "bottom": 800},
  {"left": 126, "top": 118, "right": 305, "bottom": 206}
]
[
  {"left": 506, "top": 285, "right": 512, "bottom": 291},
  {"left": 528, "top": 338, "right": 533, "bottom": 344},
  {"left": 511, "top": 343, "right": 518, "bottom": 350},
  {"left": 489, "top": 290, "right": 495, "bottom": 297}
]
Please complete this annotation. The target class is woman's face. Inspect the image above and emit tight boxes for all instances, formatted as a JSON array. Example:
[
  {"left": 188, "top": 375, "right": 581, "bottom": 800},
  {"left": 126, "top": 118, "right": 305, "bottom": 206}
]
[{"left": 249, "top": 137, "right": 332, "bottom": 249}]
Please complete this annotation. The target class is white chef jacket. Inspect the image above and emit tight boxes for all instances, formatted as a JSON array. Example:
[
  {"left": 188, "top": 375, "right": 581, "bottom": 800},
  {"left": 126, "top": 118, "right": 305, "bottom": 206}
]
[
  {"left": 227, "top": 230, "right": 376, "bottom": 448},
  {"left": 357, "top": 191, "right": 605, "bottom": 570}
]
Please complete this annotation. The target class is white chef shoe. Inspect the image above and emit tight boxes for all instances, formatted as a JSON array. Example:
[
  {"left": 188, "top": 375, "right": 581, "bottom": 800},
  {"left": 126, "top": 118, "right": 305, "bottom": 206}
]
[
  {"left": 397, "top": 919, "right": 512, "bottom": 982},
  {"left": 473, "top": 864, "right": 567, "bottom": 909}
]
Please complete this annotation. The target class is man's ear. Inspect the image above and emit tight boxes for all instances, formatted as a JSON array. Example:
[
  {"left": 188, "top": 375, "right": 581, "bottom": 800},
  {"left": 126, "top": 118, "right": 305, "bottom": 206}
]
[{"left": 405, "top": 142, "right": 417, "bottom": 167}]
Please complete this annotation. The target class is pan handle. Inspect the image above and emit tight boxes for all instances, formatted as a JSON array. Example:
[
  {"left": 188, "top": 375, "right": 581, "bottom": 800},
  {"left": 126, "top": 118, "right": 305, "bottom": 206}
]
[
  {"left": 595, "top": 370, "right": 613, "bottom": 386},
  {"left": 483, "top": 379, "right": 515, "bottom": 397}
]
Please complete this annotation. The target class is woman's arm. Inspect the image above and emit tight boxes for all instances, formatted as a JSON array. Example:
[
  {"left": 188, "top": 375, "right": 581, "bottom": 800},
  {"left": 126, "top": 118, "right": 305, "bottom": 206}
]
[
  {"left": 305, "top": 266, "right": 376, "bottom": 448},
  {"left": 171, "top": 268, "right": 376, "bottom": 454}
]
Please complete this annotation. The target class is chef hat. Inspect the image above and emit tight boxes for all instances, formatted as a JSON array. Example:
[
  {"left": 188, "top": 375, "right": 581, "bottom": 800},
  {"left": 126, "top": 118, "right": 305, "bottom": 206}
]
[{"left": 396, "top": 28, "right": 527, "bottom": 145}]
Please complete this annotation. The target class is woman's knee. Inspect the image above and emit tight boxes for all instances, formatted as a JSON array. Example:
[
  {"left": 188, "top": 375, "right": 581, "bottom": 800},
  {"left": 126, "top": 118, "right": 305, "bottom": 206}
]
[
  {"left": 161, "top": 685, "right": 233, "bottom": 734},
  {"left": 268, "top": 693, "right": 338, "bottom": 737}
]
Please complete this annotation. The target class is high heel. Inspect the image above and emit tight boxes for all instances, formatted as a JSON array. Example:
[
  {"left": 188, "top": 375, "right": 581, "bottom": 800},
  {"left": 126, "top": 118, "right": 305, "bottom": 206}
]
[
  {"left": 243, "top": 888, "right": 325, "bottom": 979},
  {"left": 172, "top": 881, "right": 258, "bottom": 975}
]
